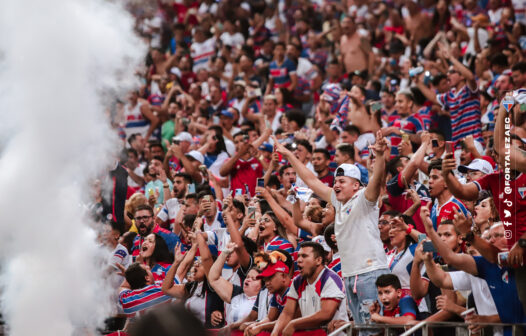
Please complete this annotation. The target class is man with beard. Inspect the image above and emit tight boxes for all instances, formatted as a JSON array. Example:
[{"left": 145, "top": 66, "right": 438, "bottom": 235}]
[
  {"left": 131, "top": 204, "right": 180, "bottom": 258},
  {"left": 271, "top": 242, "right": 348, "bottom": 336},
  {"left": 155, "top": 172, "right": 191, "bottom": 229}
]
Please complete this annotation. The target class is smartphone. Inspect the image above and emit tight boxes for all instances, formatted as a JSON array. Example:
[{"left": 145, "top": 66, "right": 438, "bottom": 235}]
[
  {"left": 247, "top": 206, "right": 256, "bottom": 219},
  {"left": 188, "top": 183, "right": 196, "bottom": 194},
  {"left": 422, "top": 241, "right": 436, "bottom": 253},
  {"left": 445, "top": 141, "right": 454, "bottom": 153},
  {"left": 243, "top": 134, "right": 249, "bottom": 142},
  {"left": 172, "top": 137, "right": 180, "bottom": 145},
  {"left": 498, "top": 251, "right": 509, "bottom": 267},
  {"left": 204, "top": 195, "right": 212, "bottom": 202},
  {"left": 235, "top": 188, "right": 243, "bottom": 196},
  {"left": 181, "top": 118, "right": 190, "bottom": 126},
  {"left": 199, "top": 165, "right": 207, "bottom": 173},
  {"left": 418, "top": 234, "right": 427, "bottom": 243},
  {"left": 257, "top": 178, "right": 265, "bottom": 188},
  {"left": 431, "top": 139, "right": 438, "bottom": 148},
  {"left": 254, "top": 88, "right": 262, "bottom": 97}
]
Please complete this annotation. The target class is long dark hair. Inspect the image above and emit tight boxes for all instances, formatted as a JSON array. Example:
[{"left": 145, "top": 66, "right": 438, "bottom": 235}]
[
  {"left": 264, "top": 211, "right": 288, "bottom": 240},
  {"left": 207, "top": 125, "right": 228, "bottom": 156},
  {"left": 151, "top": 234, "right": 173, "bottom": 266}
]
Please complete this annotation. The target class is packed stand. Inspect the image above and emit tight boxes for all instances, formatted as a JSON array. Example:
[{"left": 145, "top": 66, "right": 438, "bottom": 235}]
[{"left": 93, "top": 0, "right": 526, "bottom": 335}]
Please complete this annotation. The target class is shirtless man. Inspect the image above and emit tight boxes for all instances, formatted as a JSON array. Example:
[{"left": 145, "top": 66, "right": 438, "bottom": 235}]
[{"left": 339, "top": 17, "right": 370, "bottom": 74}]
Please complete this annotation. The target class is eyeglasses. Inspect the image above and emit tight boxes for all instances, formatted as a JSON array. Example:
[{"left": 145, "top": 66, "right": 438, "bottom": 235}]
[
  {"left": 135, "top": 215, "right": 152, "bottom": 221},
  {"left": 378, "top": 220, "right": 390, "bottom": 226}
]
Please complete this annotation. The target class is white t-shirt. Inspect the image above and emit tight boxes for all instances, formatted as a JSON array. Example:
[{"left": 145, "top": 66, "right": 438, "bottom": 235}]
[
  {"left": 331, "top": 189, "right": 388, "bottom": 277},
  {"left": 156, "top": 198, "right": 181, "bottom": 228},
  {"left": 206, "top": 227, "right": 231, "bottom": 253},
  {"left": 354, "top": 133, "right": 376, "bottom": 155},
  {"left": 226, "top": 292, "right": 258, "bottom": 324},
  {"left": 191, "top": 38, "right": 216, "bottom": 72},
  {"left": 220, "top": 32, "right": 245, "bottom": 48},
  {"left": 128, "top": 163, "right": 145, "bottom": 188},
  {"left": 287, "top": 267, "right": 349, "bottom": 324}
]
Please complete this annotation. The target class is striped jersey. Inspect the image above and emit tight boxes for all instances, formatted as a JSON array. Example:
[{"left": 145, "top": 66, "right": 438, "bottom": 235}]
[
  {"left": 287, "top": 267, "right": 348, "bottom": 323},
  {"left": 269, "top": 58, "right": 297, "bottom": 89},
  {"left": 436, "top": 85, "right": 482, "bottom": 143},
  {"left": 431, "top": 196, "right": 469, "bottom": 230},
  {"left": 191, "top": 38, "right": 215, "bottom": 72},
  {"left": 263, "top": 235, "right": 294, "bottom": 255},
  {"left": 388, "top": 115, "right": 424, "bottom": 157},
  {"left": 328, "top": 253, "right": 342, "bottom": 278},
  {"left": 119, "top": 284, "right": 171, "bottom": 317},
  {"left": 269, "top": 287, "right": 289, "bottom": 313}
]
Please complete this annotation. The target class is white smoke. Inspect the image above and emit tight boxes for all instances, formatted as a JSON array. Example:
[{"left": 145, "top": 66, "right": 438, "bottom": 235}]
[{"left": 0, "top": 0, "right": 145, "bottom": 334}]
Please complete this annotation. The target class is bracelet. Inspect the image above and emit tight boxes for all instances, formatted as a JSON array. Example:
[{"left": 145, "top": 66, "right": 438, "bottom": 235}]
[{"left": 406, "top": 224, "right": 414, "bottom": 235}]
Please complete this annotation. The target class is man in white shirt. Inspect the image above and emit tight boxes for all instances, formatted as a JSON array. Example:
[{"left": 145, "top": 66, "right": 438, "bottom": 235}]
[
  {"left": 274, "top": 130, "right": 389, "bottom": 332},
  {"left": 271, "top": 242, "right": 348, "bottom": 336}
]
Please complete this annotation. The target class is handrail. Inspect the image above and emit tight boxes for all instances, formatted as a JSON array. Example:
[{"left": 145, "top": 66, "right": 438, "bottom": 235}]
[
  {"left": 328, "top": 321, "right": 526, "bottom": 336},
  {"left": 400, "top": 321, "right": 427, "bottom": 336},
  {"left": 327, "top": 322, "right": 352, "bottom": 336}
]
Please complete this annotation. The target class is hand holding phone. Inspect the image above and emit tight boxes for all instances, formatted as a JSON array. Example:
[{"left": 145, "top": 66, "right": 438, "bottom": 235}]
[{"left": 445, "top": 141, "right": 454, "bottom": 153}]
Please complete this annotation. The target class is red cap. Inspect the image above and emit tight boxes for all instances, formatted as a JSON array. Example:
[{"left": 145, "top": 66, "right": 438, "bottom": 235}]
[{"left": 256, "top": 261, "right": 289, "bottom": 279}]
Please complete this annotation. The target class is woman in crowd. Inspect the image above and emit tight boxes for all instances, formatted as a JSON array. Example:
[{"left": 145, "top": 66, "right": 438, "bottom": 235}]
[
  {"left": 139, "top": 233, "right": 173, "bottom": 283},
  {"left": 209, "top": 243, "right": 262, "bottom": 328},
  {"left": 473, "top": 196, "right": 500, "bottom": 235}
]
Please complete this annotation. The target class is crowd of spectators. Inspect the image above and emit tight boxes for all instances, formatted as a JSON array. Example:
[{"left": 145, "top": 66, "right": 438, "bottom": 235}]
[{"left": 93, "top": 0, "right": 526, "bottom": 335}]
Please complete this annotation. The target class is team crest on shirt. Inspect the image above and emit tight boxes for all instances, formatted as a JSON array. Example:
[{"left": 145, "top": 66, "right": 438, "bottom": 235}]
[
  {"left": 502, "top": 270, "right": 509, "bottom": 284},
  {"left": 518, "top": 187, "right": 526, "bottom": 199},
  {"left": 251, "top": 164, "right": 258, "bottom": 170}
]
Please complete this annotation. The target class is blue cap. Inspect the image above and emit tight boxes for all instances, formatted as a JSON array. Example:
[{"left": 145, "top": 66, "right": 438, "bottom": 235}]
[
  {"left": 220, "top": 110, "right": 234, "bottom": 119},
  {"left": 259, "top": 143, "right": 273, "bottom": 152}
]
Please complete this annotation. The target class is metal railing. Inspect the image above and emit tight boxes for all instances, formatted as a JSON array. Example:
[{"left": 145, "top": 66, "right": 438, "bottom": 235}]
[{"left": 328, "top": 321, "right": 526, "bottom": 336}]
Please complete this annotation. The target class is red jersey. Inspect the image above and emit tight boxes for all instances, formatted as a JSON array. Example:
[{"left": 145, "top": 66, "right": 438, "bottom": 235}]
[
  {"left": 474, "top": 172, "right": 526, "bottom": 248},
  {"left": 230, "top": 157, "right": 263, "bottom": 196},
  {"left": 430, "top": 196, "right": 469, "bottom": 230}
]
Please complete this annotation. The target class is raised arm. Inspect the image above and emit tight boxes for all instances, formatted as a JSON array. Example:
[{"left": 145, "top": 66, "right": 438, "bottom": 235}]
[
  {"left": 196, "top": 230, "right": 214, "bottom": 277},
  {"left": 441, "top": 154, "right": 479, "bottom": 201},
  {"left": 421, "top": 247, "right": 454, "bottom": 289},
  {"left": 175, "top": 235, "right": 198, "bottom": 284},
  {"left": 365, "top": 130, "right": 388, "bottom": 202},
  {"left": 208, "top": 244, "right": 235, "bottom": 303},
  {"left": 224, "top": 207, "right": 252, "bottom": 269},
  {"left": 161, "top": 242, "right": 187, "bottom": 298},
  {"left": 400, "top": 132, "right": 431, "bottom": 186},
  {"left": 140, "top": 102, "right": 160, "bottom": 140},
  {"left": 410, "top": 244, "right": 429, "bottom": 300},
  {"left": 421, "top": 204, "right": 478, "bottom": 275},
  {"left": 258, "top": 186, "right": 296, "bottom": 236},
  {"left": 273, "top": 136, "right": 332, "bottom": 202}
]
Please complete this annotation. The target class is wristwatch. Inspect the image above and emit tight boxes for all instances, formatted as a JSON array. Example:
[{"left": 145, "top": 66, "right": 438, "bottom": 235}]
[
  {"left": 519, "top": 239, "right": 526, "bottom": 248},
  {"left": 463, "top": 231, "right": 475, "bottom": 243}
]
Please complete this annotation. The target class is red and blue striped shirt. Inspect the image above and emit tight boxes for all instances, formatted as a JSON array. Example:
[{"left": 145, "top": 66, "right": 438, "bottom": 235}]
[
  {"left": 269, "top": 58, "right": 297, "bottom": 89},
  {"left": 119, "top": 284, "right": 171, "bottom": 317},
  {"left": 436, "top": 85, "right": 482, "bottom": 143}
]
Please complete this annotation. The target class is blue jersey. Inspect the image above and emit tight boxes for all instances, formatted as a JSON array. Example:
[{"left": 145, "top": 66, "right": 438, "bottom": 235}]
[
  {"left": 269, "top": 287, "right": 289, "bottom": 313},
  {"left": 474, "top": 256, "right": 526, "bottom": 327},
  {"left": 269, "top": 58, "right": 296, "bottom": 88}
]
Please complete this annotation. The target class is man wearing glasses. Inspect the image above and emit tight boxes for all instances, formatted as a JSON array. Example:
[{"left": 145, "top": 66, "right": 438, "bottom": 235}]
[{"left": 131, "top": 204, "right": 180, "bottom": 258}]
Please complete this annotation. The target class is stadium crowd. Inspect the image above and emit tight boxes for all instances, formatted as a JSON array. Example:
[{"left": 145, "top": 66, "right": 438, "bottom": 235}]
[{"left": 93, "top": 0, "right": 526, "bottom": 335}]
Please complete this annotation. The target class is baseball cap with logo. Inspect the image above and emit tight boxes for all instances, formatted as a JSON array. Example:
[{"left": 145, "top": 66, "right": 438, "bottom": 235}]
[
  {"left": 335, "top": 163, "right": 362, "bottom": 185},
  {"left": 256, "top": 260, "right": 290, "bottom": 279},
  {"left": 458, "top": 158, "right": 493, "bottom": 175}
]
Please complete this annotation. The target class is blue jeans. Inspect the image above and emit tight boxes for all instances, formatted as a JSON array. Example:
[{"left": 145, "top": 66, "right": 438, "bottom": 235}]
[{"left": 345, "top": 268, "right": 390, "bottom": 335}]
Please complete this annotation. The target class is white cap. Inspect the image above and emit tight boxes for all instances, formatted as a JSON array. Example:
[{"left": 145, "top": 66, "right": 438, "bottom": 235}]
[
  {"left": 186, "top": 150, "right": 204, "bottom": 164},
  {"left": 174, "top": 132, "right": 193, "bottom": 143},
  {"left": 335, "top": 163, "right": 362, "bottom": 184},
  {"left": 458, "top": 158, "right": 493, "bottom": 175},
  {"left": 311, "top": 236, "right": 331, "bottom": 253},
  {"left": 170, "top": 67, "right": 182, "bottom": 78}
]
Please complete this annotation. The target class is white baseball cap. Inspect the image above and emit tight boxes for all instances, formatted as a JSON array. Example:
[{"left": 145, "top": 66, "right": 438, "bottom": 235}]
[
  {"left": 312, "top": 236, "right": 331, "bottom": 253},
  {"left": 458, "top": 158, "right": 493, "bottom": 175},
  {"left": 174, "top": 132, "right": 193, "bottom": 143},
  {"left": 186, "top": 150, "right": 204, "bottom": 164},
  {"left": 335, "top": 163, "right": 362, "bottom": 184}
]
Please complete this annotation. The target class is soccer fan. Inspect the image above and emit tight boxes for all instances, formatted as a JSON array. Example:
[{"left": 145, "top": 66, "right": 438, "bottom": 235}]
[
  {"left": 274, "top": 131, "right": 389, "bottom": 326},
  {"left": 271, "top": 242, "right": 348, "bottom": 336},
  {"left": 369, "top": 274, "right": 418, "bottom": 325}
]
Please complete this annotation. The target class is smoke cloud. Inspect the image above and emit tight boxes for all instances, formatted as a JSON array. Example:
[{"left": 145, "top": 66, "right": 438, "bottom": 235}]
[{"left": 0, "top": 0, "right": 145, "bottom": 334}]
